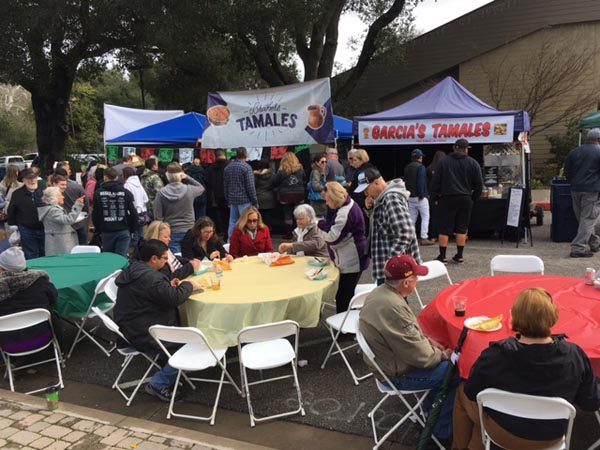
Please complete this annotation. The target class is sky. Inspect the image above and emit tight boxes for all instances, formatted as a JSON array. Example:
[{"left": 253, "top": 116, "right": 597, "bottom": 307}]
[{"left": 333, "top": 0, "right": 494, "bottom": 73}]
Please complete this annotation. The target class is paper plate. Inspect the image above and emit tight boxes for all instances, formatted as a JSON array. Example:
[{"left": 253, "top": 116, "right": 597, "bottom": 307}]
[
  {"left": 306, "top": 269, "right": 328, "bottom": 281},
  {"left": 464, "top": 316, "right": 502, "bottom": 332}
]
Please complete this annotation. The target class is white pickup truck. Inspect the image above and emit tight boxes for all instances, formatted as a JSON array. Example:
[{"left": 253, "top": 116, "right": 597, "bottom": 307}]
[{"left": 0, "top": 155, "right": 26, "bottom": 171}]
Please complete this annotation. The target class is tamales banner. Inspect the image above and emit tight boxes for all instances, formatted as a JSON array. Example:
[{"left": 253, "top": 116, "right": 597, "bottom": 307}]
[{"left": 202, "top": 78, "right": 334, "bottom": 148}]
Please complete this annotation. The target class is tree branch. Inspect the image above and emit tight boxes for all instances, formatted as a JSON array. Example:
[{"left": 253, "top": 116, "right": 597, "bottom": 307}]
[{"left": 333, "top": 0, "right": 406, "bottom": 99}]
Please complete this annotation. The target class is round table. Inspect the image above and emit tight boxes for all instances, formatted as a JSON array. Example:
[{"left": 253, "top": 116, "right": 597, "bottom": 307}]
[
  {"left": 181, "top": 256, "right": 340, "bottom": 347},
  {"left": 418, "top": 275, "right": 600, "bottom": 378},
  {"left": 27, "top": 253, "right": 129, "bottom": 317}
]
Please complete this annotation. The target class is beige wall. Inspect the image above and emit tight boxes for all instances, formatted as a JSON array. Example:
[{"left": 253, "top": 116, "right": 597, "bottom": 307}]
[{"left": 460, "top": 23, "right": 600, "bottom": 174}]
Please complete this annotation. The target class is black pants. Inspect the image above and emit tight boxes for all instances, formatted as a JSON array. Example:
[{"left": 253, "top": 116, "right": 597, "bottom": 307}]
[
  {"left": 336, "top": 272, "right": 362, "bottom": 313},
  {"left": 208, "top": 205, "right": 230, "bottom": 240}
]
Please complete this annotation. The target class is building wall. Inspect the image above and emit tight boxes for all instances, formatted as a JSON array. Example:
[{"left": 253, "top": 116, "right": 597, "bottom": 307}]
[{"left": 459, "top": 23, "right": 600, "bottom": 174}]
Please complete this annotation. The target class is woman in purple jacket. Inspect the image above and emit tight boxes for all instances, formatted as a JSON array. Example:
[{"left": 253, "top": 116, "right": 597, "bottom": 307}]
[{"left": 318, "top": 182, "right": 370, "bottom": 313}]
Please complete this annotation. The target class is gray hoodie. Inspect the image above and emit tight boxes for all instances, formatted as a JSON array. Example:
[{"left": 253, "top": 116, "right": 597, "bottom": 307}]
[
  {"left": 153, "top": 177, "right": 205, "bottom": 233},
  {"left": 38, "top": 202, "right": 83, "bottom": 255}
]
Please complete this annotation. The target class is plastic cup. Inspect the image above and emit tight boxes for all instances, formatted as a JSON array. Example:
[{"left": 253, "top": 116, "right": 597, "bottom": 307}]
[
  {"left": 45, "top": 386, "right": 59, "bottom": 411},
  {"left": 212, "top": 279, "right": 221, "bottom": 291},
  {"left": 453, "top": 296, "right": 467, "bottom": 317}
]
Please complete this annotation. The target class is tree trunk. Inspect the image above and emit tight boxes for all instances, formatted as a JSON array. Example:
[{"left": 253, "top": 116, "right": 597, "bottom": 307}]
[{"left": 31, "top": 89, "right": 71, "bottom": 172}]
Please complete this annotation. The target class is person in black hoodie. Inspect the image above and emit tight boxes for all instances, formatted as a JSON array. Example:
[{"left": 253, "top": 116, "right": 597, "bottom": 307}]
[
  {"left": 430, "top": 139, "right": 483, "bottom": 264},
  {"left": 92, "top": 167, "right": 138, "bottom": 257},
  {"left": 0, "top": 247, "right": 63, "bottom": 349},
  {"left": 114, "top": 239, "right": 201, "bottom": 402},
  {"left": 204, "top": 149, "right": 230, "bottom": 239},
  {"left": 453, "top": 288, "right": 600, "bottom": 450}
]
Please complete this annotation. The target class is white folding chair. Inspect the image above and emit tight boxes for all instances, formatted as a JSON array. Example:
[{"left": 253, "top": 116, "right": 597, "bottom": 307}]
[
  {"left": 70, "top": 245, "right": 101, "bottom": 254},
  {"left": 237, "top": 320, "right": 305, "bottom": 427},
  {"left": 91, "top": 307, "right": 162, "bottom": 406},
  {"left": 149, "top": 325, "right": 242, "bottom": 425},
  {"left": 490, "top": 255, "right": 544, "bottom": 275},
  {"left": 321, "top": 292, "right": 372, "bottom": 385},
  {"left": 66, "top": 269, "right": 121, "bottom": 359},
  {"left": 355, "top": 325, "right": 444, "bottom": 450},
  {"left": 414, "top": 260, "right": 453, "bottom": 309},
  {"left": 0, "top": 309, "right": 64, "bottom": 395},
  {"left": 477, "top": 388, "right": 575, "bottom": 450},
  {"left": 354, "top": 283, "right": 377, "bottom": 296},
  {"left": 223, "top": 243, "right": 230, "bottom": 253},
  {"left": 587, "top": 411, "right": 600, "bottom": 450}
]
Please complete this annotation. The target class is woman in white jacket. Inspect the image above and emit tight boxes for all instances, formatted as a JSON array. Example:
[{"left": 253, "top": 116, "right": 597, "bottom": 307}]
[
  {"left": 37, "top": 187, "right": 84, "bottom": 255},
  {"left": 123, "top": 166, "right": 148, "bottom": 247}
]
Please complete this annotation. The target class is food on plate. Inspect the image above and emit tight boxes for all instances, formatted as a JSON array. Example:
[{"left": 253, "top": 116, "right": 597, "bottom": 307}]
[
  {"left": 270, "top": 255, "right": 295, "bottom": 267},
  {"left": 207, "top": 105, "right": 230, "bottom": 126},
  {"left": 471, "top": 314, "right": 503, "bottom": 331},
  {"left": 212, "top": 260, "right": 232, "bottom": 271}
]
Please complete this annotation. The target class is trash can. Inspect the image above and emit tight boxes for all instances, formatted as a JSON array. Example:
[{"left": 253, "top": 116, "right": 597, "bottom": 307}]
[{"left": 551, "top": 179, "right": 578, "bottom": 242}]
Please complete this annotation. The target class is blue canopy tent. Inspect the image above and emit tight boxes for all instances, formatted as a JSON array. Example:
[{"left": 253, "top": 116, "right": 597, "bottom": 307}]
[
  {"left": 107, "top": 112, "right": 208, "bottom": 145},
  {"left": 354, "top": 76, "right": 530, "bottom": 132},
  {"left": 333, "top": 115, "right": 353, "bottom": 141},
  {"left": 354, "top": 76, "right": 532, "bottom": 238}
]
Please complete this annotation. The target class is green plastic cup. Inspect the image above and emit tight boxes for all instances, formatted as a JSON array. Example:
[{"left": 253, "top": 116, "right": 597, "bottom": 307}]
[{"left": 45, "top": 386, "right": 59, "bottom": 411}]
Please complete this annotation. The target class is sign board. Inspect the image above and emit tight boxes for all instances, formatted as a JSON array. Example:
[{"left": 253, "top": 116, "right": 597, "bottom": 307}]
[
  {"left": 202, "top": 78, "right": 334, "bottom": 148},
  {"left": 506, "top": 187, "right": 524, "bottom": 228},
  {"left": 358, "top": 115, "right": 515, "bottom": 145}
]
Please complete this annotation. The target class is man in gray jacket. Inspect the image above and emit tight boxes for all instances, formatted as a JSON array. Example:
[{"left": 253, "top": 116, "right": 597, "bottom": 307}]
[
  {"left": 359, "top": 255, "right": 455, "bottom": 442},
  {"left": 153, "top": 162, "right": 205, "bottom": 254},
  {"left": 565, "top": 128, "right": 600, "bottom": 257}
]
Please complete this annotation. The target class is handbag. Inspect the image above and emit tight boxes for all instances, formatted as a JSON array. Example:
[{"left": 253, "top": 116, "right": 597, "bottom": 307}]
[{"left": 137, "top": 210, "right": 150, "bottom": 227}]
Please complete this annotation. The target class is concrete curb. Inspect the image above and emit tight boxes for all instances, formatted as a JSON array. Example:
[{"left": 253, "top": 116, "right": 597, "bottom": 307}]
[{"left": 0, "top": 388, "right": 276, "bottom": 450}]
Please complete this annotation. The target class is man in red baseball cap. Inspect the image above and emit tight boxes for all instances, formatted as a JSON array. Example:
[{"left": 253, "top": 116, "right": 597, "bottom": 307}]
[{"left": 359, "top": 254, "right": 456, "bottom": 443}]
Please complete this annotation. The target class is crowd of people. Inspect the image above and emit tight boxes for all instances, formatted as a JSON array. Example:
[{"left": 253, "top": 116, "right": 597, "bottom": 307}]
[{"left": 1, "top": 136, "right": 598, "bottom": 449}]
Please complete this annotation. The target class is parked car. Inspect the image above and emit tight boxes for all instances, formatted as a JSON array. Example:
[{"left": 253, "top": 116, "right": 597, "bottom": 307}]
[
  {"left": 0, "top": 155, "right": 26, "bottom": 171},
  {"left": 23, "top": 153, "right": 38, "bottom": 168}
]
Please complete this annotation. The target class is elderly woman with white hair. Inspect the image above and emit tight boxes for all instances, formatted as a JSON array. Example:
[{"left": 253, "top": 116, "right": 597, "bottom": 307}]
[
  {"left": 37, "top": 186, "right": 84, "bottom": 256},
  {"left": 278, "top": 204, "right": 328, "bottom": 257}
]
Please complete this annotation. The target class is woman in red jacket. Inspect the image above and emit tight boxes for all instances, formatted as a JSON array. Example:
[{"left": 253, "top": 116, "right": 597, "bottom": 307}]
[{"left": 229, "top": 206, "right": 273, "bottom": 258}]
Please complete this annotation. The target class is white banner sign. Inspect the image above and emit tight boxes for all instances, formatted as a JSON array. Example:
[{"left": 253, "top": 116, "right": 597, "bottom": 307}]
[
  {"left": 358, "top": 115, "right": 515, "bottom": 145},
  {"left": 202, "top": 79, "right": 334, "bottom": 148}
]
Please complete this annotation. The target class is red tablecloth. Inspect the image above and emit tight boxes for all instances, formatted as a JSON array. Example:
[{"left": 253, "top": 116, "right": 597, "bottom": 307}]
[{"left": 418, "top": 275, "right": 600, "bottom": 378}]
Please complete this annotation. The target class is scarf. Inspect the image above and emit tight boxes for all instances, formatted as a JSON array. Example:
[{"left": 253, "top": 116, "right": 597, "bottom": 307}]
[{"left": 0, "top": 270, "right": 49, "bottom": 302}]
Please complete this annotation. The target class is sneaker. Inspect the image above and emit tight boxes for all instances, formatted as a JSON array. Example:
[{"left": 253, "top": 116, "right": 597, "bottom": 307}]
[
  {"left": 452, "top": 255, "right": 464, "bottom": 264},
  {"left": 419, "top": 239, "right": 436, "bottom": 246},
  {"left": 570, "top": 251, "right": 594, "bottom": 258},
  {"left": 435, "top": 255, "right": 448, "bottom": 265},
  {"left": 145, "top": 383, "right": 181, "bottom": 402}
]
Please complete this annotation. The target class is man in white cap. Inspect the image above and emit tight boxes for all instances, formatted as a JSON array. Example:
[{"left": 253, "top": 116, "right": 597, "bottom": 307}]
[
  {"left": 565, "top": 128, "right": 600, "bottom": 257},
  {"left": 0, "top": 247, "right": 62, "bottom": 345}
]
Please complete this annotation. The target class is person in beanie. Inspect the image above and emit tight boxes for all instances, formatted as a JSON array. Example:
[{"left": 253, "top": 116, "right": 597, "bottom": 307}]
[
  {"left": 359, "top": 167, "right": 420, "bottom": 285},
  {"left": 153, "top": 162, "right": 205, "bottom": 254},
  {"left": 430, "top": 139, "right": 483, "bottom": 264},
  {"left": 359, "top": 255, "right": 456, "bottom": 442},
  {"left": 6, "top": 169, "right": 45, "bottom": 259},
  {"left": 92, "top": 167, "right": 138, "bottom": 257},
  {"left": 404, "top": 149, "right": 435, "bottom": 245},
  {"left": 0, "top": 247, "right": 63, "bottom": 347}
]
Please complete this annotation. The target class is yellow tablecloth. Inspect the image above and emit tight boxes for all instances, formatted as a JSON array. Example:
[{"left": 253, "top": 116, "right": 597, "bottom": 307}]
[{"left": 180, "top": 256, "right": 340, "bottom": 347}]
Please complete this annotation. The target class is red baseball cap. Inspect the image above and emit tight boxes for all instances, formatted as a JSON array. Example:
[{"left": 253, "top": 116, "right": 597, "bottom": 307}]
[{"left": 384, "top": 255, "right": 428, "bottom": 280}]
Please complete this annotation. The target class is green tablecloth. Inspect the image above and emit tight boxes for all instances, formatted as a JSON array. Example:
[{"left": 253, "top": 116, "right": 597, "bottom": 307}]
[{"left": 27, "top": 253, "right": 129, "bottom": 317}]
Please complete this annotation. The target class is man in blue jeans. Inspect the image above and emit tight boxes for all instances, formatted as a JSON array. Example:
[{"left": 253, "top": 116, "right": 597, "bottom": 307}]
[
  {"left": 6, "top": 169, "right": 45, "bottom": 259},
  {"left": 92, "top": 167, "right": 138, "bottom": 257},
  {"left": 359, "top": 255, "right": 457, "bottom": 443},
  {"left": 114, "top": 239, "right": 202, "bottom": 401},
  {"left": 223, "top": 147, "right": 258, "bottom": 240}
]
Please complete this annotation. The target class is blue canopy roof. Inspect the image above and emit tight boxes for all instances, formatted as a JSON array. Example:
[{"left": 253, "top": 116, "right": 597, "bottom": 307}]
[
  {"left": 355, "top": 76, "right": 530, "bottom": 132},
  {"left": 107, "top": 112, "right": 208, "bottom": 145},
  {"left": 333, "top": 115, "right": 353, "bottom": 140}
]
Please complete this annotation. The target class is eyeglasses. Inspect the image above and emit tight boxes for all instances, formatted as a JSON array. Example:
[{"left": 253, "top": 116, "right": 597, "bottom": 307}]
[
  {"left": 318, "top": 160, "right": 326, "bottom": 164},
  {"left": 247, "top": 219, "right": 259, "bottom": 223}
]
